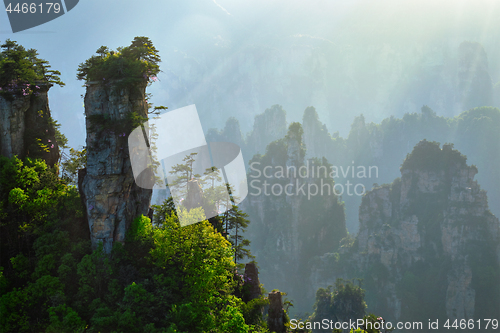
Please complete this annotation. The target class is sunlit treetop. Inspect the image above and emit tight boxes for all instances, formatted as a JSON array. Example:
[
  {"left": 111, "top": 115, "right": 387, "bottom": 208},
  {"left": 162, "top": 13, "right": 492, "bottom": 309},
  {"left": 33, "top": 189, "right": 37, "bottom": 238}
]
[{"left": 76, "top": 36, "right": 161, "bottom": 85}]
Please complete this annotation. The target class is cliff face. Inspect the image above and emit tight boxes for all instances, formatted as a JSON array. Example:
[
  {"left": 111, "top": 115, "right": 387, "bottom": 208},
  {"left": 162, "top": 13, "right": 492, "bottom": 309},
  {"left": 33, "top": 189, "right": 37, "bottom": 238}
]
[
  {"left": 0, "top": 84, "right": 59, "bottom": 166},
  {"left": 244, "top": 123, "right": 347, "bottom": 314},
  {"left": 300, "top": 105, "right": 500, "bottom": 233},
  {"left": 245, "top": 104, "right": 287, "bottom": 159},
  {"left": 310, "top": 141, "right": 500, "bottom": 322},
  {"left": 79, "top": 82, "right": 152, "bottom": 253},
  {"left": 302, "top": 106, "right": 334, "bottom": 161}
]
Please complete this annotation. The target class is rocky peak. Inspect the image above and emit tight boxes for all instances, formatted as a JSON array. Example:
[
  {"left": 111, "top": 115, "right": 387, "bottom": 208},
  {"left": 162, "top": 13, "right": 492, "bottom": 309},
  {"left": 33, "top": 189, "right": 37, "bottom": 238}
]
[
  {"left": 312, "top": 140, "right": 500, "bottom": 322},
  {"left": 223, "top": 117, "right": 244, "bottom": 147},
  {"left": 242, "top": 262, "right": 262, "bottom": 302},
  {"left": 246, "top": 104, "right": 287, "bottom": 157},
  {"left": 267, "top": 291, "right": 285, "bottom": 333},
  {"left": 206, "top": 116, "right": 244, "bottom": 147},
  {"left": 302, "top": 106, "right": 332, "bottom": 159}
]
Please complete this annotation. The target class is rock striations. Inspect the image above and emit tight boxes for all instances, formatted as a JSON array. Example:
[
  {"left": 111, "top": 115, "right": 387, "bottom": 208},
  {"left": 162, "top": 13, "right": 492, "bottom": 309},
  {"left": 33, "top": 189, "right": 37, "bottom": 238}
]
[
  {"left": 79, "top": 81, "right": 152, "bottom": 253},
  {"left": 0, "top": 83, "right": 59, "bottom": 166}
]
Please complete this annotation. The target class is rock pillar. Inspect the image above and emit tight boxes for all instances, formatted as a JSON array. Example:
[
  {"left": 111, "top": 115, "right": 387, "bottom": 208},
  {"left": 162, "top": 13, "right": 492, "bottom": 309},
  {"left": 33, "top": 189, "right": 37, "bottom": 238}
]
[
  {"left": 268, "top": 291, "right": 285, "bottom": 333},
  {"left": 0, "top": 83, "right": 59, "bottom": 166},
  {"left": 243, "top": 262, "right": 262, "bottom": 302},
  {"left": 79, "top": 81, "right": 152, "bottom": 253}
]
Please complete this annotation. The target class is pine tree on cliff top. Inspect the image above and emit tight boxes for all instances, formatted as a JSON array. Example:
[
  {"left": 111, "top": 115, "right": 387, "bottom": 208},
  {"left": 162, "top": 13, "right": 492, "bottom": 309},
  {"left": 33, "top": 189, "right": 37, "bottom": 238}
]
[
  {"left": 0, "top": 39, "right": 64, "bottom": 95},
  {"left": 76, "top": 36, "right": 161, "bottom": 85}
]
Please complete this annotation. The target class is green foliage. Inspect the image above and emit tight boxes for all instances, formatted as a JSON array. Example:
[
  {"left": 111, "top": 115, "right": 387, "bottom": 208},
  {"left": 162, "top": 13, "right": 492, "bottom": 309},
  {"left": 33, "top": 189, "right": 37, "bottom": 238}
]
[
  {"left": 286, "top": 122, "right": 306, "bottom": 163},
  {"left": 167, "top": 152, "right": 201, "bottom": 199},
  {"left": 87, "top": 110, "right": 148, "bottom": 148},
  {"left": 61, "top": 148, "right": 87, "bottom": 185},
  {"left": 313, "top": 282, "right": 392, "bottom": 333},
  {"left": 241, "top": 296, "right": 269, "bottom": 327},
  {"left": 77, "top": 36, "right": 160, "bottom": 88},
  {"left": 0, "top": 156, "right": 88, "bottom": 333},
  {"left": 401, "top": 140, "right": 468, "bottom": 172},
  {"left": 116, "top": 213, "right": 253, "bottom": 332},
  {"left": 163, "top": 153, "right": 255, "bottom": 267},
  {"left": 23, "top": 109, "right": 63, "bottom": 164},
  {"left": 0, "top": 39, "right": 64, "bottom": 99},
  {"left": 223, "top": 203, "right": 254, "bottom": 267},
  {"left": 0, "top": 154, "right": 267, "bottom": 332},
  {"left": 311, "top": 278, "right": 366, "bottom": 324}
]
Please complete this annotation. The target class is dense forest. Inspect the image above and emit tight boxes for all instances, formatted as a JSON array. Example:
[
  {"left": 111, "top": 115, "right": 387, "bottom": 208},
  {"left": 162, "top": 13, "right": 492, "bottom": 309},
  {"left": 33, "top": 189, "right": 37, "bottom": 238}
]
[
  {"left": 1, "top": 35, "right": 500, "bottom": 333},
  {"left": 0, "top": 39, "right": 272, "bottom": 333}
]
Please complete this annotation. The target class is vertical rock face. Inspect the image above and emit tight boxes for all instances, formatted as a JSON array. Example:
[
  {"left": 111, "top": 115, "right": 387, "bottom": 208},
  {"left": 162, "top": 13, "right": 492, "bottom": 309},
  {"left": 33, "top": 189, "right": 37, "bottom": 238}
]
[
  {"left": 206, "top": 117, "right": 244, "bottom": 147},
  {"left": 243, "top": 262, "right": 262, "bottom": 302},
  {"left": 80, "top": 81, "right": 152, "bottom": 253},
  {"left": 246, "top": 104, "right": 287, "bottom": 158},
  {"left": 267, "top": 291, "right": 285, "bottom": 333},
  {"left": 310, "top": 141, "right": 500, "bottom": 322},
  {"left": 0, "top": 84, "right": 59, "bottom": 166},
  {"left": 302, "top": 106, "right": 335, "bottom": 160}
]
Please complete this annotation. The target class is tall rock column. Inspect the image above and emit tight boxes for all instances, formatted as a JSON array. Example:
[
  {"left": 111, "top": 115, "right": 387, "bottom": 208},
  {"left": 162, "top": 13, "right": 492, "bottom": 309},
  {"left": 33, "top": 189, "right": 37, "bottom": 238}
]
[
  {"left": 267, "top": 291, "right": 285, "bottom": 333},
  {"left": 80, "top": 81, "right": 152, "bottom": 253}
]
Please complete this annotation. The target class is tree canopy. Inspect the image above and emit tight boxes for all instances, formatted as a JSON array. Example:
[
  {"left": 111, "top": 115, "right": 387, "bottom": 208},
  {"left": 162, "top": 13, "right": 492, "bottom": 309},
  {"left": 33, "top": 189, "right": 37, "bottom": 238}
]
[
  {"left": 0, "top": 155, "right": 268, "bottom": 332},
  {"left": 0, "top": 39, "right": 64, "bottom": 99},
  {"left": 76, "top": 36, "right": 161, "bottom": 86}
]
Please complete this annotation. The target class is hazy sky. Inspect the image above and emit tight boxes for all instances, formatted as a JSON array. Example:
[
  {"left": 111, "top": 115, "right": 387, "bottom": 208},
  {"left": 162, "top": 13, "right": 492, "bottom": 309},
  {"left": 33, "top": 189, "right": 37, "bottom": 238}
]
[{"left": 1, "top": 0, "right": 499, "bottom": 149}]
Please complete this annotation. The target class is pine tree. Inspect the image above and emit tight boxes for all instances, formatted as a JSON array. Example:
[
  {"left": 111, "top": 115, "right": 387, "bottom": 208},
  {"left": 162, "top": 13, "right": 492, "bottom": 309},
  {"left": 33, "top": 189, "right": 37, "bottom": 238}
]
[
  {"left": 169, "top": 154, "right": 200, "bottom": 200},
  {"left": 226, "top": 204, "right": 254, "bottom": 266}
]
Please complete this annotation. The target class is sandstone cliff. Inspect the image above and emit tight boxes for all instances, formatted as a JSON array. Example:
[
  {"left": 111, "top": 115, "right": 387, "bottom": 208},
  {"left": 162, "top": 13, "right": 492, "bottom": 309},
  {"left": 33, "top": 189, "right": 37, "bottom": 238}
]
[
  {"left": 310, "top": 140, "right": 500, "bottom": 323},
  {"left": 0, "top": 83, "right": 59, "bottom": 166},
  {"left": 79, "top": 81, "right": 152, "bottom": 253}
]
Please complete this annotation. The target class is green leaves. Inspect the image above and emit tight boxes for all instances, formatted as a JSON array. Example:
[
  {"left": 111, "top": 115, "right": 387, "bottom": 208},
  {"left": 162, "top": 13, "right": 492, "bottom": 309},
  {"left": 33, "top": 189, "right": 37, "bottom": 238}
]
[
  {"left": 127, "top": 212, "right": 251, "bottom": 332},
  {"left": 76, "top": 36, "right": 161, "bottom": 87},
  {"left": 0, "top": 39, "right": 64, "bottom": 99},
  {"left": 46, "top": 304, "right": 86, "bottom": 333},
  {"left": 0, "top": 154, "right": 263, "bottom": 332},
  {"left": 311, "top": 278, "right": 367, "bottom": 324},
  {"left": 8, "top": 187, "right": 27, "bottom": 207},
  {"left": 0, "top": 156, "right": 89, "bottom": 333}
]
